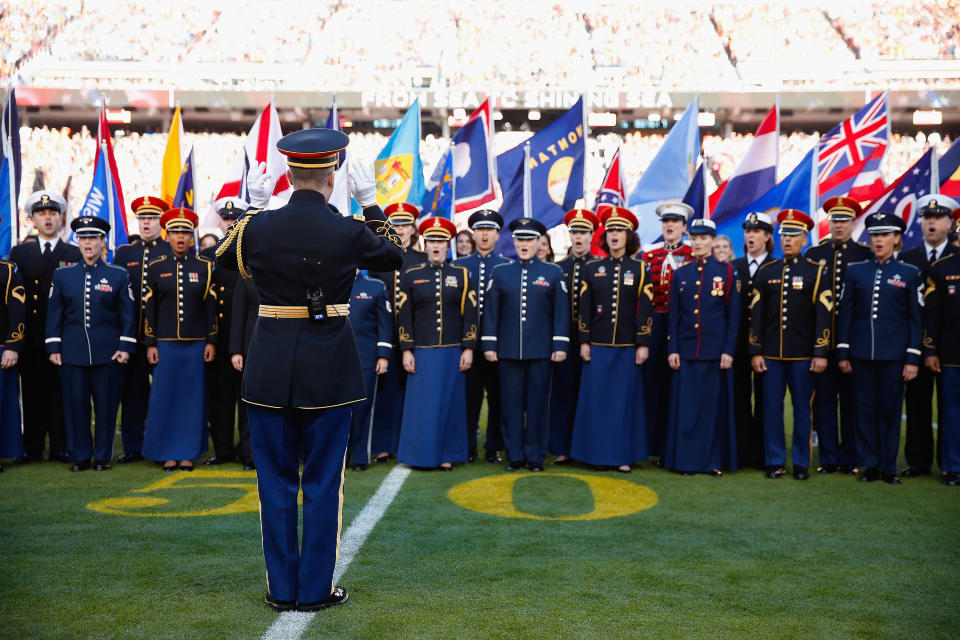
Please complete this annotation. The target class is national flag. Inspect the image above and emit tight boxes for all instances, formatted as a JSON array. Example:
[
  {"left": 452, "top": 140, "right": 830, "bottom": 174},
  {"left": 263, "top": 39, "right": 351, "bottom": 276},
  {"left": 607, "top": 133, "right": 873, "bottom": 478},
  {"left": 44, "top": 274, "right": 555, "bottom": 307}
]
[
  {"left": 173, "top": 148, "right": 195, "bottom": 209},
  {"left": 627, "top": 98, "right": 701, "bottom": 244},
  {"left": 161, "top": 106, "right": 185, "bottom": 204},
  {"left": 325, "top": 101, "right": 352, "bottom": 215},
  {"left": 682, "top": 161, "right": 709, "bottom": 222},
  {"left": 423, "top": 142, "right": 455, "bottom": 219},
  {"left": 214, "top": 102, "right": 292, "bottom": 204},
  {"left": 423, "top": 99, "right": 496, "bottom": 215},
  {"left": 938, "top": 137, "right": 960, "bottom": 198},
  {"left": 496, "top": 97, "right": 586, "bottom": 254},
  {"left": 77, "top": 142, "right": 128, "bottom": 256},
  {"left": 0, "top": 88, "right": 22, "bottom": 253},
  {"left": 855, "top": 148, "right": 938, "bottom": 249},
  {"left": 710, "top": 104, "right": 779, "bottom": 221},
  {"left": 95, "top": 103, "right": 127, "bottom": 225},
  {"left": 817, "top": 92, "right": 889, "bottom": 205},
  {"left": 376, "top": 99, "right": 425, "bottom": 207},
  {"left": 589, "top": 146, "right": 626, "bottom": 256}
]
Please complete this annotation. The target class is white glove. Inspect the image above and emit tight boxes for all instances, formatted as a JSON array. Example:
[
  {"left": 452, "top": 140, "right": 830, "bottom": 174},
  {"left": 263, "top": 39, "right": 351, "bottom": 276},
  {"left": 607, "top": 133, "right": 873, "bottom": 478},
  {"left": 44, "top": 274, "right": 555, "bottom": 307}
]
[
  {"left": 347, "top": 157, "right": 377, "bottom": 208},
  {"left": 246, "top": 161, "right": 276, "bottom": 208}
]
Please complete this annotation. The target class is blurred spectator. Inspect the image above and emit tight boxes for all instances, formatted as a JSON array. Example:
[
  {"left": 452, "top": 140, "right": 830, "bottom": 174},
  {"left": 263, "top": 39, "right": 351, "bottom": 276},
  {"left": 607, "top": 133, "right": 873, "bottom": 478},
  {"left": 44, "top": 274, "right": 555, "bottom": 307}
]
[
  {"left": 712, "top": 235, "right": 734, "bottom": 262},
  {"left": 827, "top": 2, "right": 960, "bottom": 59},
  {"left": 455, "top": 229, "right": 475, "bottom": 258}
]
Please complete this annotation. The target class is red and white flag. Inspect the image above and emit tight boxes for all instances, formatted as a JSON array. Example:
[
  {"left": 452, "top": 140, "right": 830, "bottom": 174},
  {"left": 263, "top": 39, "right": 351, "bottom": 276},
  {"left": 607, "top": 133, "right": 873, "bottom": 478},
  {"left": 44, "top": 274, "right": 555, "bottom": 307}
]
[
  {"left": 95, "top": 104, "right": 127, "bottom": 231},
  {"left": 214, "top": 102, "right": 292, "bottom": 204}
]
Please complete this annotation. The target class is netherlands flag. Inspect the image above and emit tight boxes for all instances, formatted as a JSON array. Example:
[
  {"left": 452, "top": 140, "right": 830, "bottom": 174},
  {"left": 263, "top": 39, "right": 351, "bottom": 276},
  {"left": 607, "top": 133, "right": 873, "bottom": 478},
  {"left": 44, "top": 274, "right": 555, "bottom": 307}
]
[{"left": 709, "top": 104, "right": 778, "bottom": 223}]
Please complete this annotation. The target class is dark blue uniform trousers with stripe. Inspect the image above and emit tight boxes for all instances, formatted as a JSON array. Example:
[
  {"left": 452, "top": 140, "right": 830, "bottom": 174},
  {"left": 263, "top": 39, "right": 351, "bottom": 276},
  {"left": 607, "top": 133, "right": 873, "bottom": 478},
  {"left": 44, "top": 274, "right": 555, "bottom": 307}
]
[
  {"left": 248, "top": 404, "right": 350, "bottom": 604},
  {"left": 60, "top": 362, "right": 123, "bottom": 464},
  {"left": 941, "top": 367, "right": 960, "bottom": 474},
  {"left": 762, "top": 359, "right": 814, "bottom": 469},
  {"left": 812, "top": 359, "right": 859, "bottom": 467},
  {"left": 498, "top": 359, "right": 551, "bottom": 464},
  {"left": 851, "top": 359, "right": 905, "bottom": 476}
]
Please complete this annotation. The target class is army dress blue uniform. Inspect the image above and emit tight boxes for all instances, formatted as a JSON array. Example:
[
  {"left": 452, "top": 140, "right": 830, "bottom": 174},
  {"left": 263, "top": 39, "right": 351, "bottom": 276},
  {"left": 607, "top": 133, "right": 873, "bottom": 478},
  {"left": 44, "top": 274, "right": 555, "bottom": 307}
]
[
  {"left": 215, "top": 129, "right": 403, "bottom": 608},
  {"left": 837, "top": 213, "right": 923, "bottom": 481},
  {"left": 924, "top": 245, "right": 960, "bottom": 484},
  {"left": 748, "top": 211, "right": 831, "bottom": 477},
  {"left": 229, "top": 276, "right": 259, "bottom": 468},
  {"left": 570, "top": 208, "right": 654, "bottom": 468},
  {"left": 452, "top": 210, "right": 512, "bottom": 460},
  {"left": 664, "top": 220, "right": 740, "bottom": 474},
  {"left": 46, "top": 217, "right": 136, "bottom": 469},
  {"left": 481, "top": 218, "right": 568, "bottom": 468},
  {"left": 113, "top": 196, "right": 174, "bottom": 460},
  {"left": 141, "top": 210, "right": 218, "bottom": 464},
  {"left": 0, "top": 260, "right": 25, "bottom": 460},
  {"left": 346, "top": 271, "right": 392, "bottom": 468},
  {"left": 396, "top": 219, "right": 477, "bottom": 468},
  {"left": 805, "top": 197, "right": 875, "bottom": 472}
]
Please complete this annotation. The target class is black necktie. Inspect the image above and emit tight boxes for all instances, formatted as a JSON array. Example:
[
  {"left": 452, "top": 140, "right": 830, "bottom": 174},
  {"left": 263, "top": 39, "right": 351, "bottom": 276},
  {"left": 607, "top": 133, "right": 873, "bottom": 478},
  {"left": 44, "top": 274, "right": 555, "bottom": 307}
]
[
  {"left": 930, "top": 248, "right": 937, "bottom": 263},
  {"left": 43, "top": 242, "right": 52, "bottom": 257}
]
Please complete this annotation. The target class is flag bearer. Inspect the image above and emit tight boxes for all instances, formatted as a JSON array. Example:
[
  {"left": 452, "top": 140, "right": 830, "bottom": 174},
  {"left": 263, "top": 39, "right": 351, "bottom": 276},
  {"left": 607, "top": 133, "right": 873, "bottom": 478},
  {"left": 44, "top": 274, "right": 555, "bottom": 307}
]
[
  {"left": 749, "top": 210, "right": 831, "bottom": 480},
  {"left": 481, "top": 217, "right": 568, "bottom": 472},
  {"left": 0, "top": 258, "right": 25, "bottom": 470},
  {"left": 46, "top": 216, "right": 136, "bottom": 471}
]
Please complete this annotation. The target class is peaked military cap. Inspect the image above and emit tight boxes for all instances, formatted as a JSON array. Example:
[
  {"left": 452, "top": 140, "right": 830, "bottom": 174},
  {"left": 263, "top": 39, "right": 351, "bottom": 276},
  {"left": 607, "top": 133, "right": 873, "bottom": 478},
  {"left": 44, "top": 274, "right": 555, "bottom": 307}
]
[
  {"left": 865, "top": 212, "right": 906, "bottom": 234},
  {"left": 70, "top": 215, "right": 110, "bottom": 237},
  {"left": 742, "top": 211, "right": 773, "bottom": 232},
  {"left": 130, "top": 195, "right": 170, "bottom": 218},
  {"left": 276, "top": 128, "right": 349, "bottom": 169},
  {"left": 25, "top": 190, "right": 66, "bottom": 214},
  {"left": 419, "top": 216, "right": 457, "bottom": 240},
  {"left": 564, "top": 208, "right": 599, "bottom": 232},
  {"left": 600, "top": 206, "right": 638, "bottom": 232},
  {"left": 467, "top": 209, "right": 503, "bottom": 230},
  {"left": 216, "top": 197, "right": 248, "bottom": 220},
  {"left": 160, "top": 207, "right": 200, "bottom": 232},
  {"left": 822, "top": 196, "right": 862, "bottom": 221},
  {"left": 384, "top": 202, "right": 418, "bottom": 225},
  {"left": 917, "top": 194, "right": 959, "bottom": 218},
  {"left": 776, "top": 209, "right": 814, "bottom": 235},
  {"left": 688, "top": 218, "right": 717, "bottom": 236},
  {"left": 508, "top": 217, "right": 547, "bottom": 239},
  {"left": 655, "top": 202, "right": 693, "bottom": 222}
]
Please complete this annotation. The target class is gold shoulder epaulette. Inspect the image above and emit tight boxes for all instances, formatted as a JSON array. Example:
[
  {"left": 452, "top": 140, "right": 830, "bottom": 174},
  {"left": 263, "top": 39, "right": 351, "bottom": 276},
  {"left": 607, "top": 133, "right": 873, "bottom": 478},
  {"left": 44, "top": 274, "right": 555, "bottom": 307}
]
[{"left": 146, "top": 255, "right": 168, "bottom": 268}]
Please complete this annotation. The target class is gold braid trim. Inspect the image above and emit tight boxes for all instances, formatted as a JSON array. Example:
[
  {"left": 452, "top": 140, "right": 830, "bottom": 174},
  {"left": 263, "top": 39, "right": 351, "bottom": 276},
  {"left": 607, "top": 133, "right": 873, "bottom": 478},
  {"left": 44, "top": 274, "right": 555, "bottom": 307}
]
[
  {"left": 814, "top": 328, "right": 831, "bottom": 349},
  {"left": 368, "top": 220, "right": 402, "bottom": 248},
  {"left": 922, "top": 331, "right": 934, "bottom": 349},
  {"left": 7, "top": 322, "right": 24, "bottom": 343},
  {"left": 10, "top": 285, "right": 25, "bottom": 304},
  {"left": 748, "top": 328, "right": 760, "bottom": 346},
  {"left": 464, "top": 324, "right": 478, "bottom": 341},
  {"left": 638, "top": 316, "right": 653, "bottom": 336}
]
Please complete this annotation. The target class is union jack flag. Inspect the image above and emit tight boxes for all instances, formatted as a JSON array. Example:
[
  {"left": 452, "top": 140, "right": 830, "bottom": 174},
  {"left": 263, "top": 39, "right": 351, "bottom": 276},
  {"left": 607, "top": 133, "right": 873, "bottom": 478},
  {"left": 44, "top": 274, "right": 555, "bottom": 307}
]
[{"left": 817, "top": 92, "right": 889, "bottom": 205}]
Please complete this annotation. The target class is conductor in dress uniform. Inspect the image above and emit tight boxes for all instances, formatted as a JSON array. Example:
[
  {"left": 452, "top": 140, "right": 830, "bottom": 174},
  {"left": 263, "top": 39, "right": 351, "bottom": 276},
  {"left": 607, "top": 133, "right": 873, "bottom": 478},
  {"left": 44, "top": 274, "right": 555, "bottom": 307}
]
[
  {"left": 897, "top": 195, "right": 959, "bottom": 478},
  {"left": 112, "top": 196, "right": 173, "bottom": 463},
  {"left": 452, "top": 209, "right": 512, "bottom": 463},
  {"left": 10, "top": 191, "right": 81, "bottom": 463},
  {"left": 46, "top": 216, "right": 136, "bottom": 471},
  {"left": 481, "top": 217, "right": 568, "bottom": 472},
  {"left": 749, "top": 210, "right": 830, "bottom": 480},
  {"left": 0, "top": 258, "right": 25, "bottom": 469},
  {"left": 548, "top": 208, "right": 599, "bottom": 464},
  {"left": 731, "top": 212, "right": 776, "bottom": 469},
  {"left": 215, "top": 129, "right": 402, "bottom": 611},
  {"left": 837, "top": 213, "right": 923, "bottom": 484},
  {"left": 805, "top": 197, "right": 873, "bottom": 474}
]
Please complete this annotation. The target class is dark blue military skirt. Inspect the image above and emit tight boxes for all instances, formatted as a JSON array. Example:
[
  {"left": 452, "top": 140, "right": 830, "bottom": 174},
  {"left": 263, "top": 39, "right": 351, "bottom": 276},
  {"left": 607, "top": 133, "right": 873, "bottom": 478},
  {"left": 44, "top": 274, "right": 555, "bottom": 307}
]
[
  {"left": 371, "top": 347, "right": 404, "bottom": 455},
  {"left": 664, "top": 360, "right": 738, "bottom": 473},
  {"left": 570, "top": 345, "right": 648, "bottom": 466},
  {"left": 143, "top": 341, "right": 208, "bottom": 461},
  {"left": 397, "top": 346, "right": 467, "bottom": 467},
  {"left": 0, "top": 366, "right": 23, "bottom": 458}
]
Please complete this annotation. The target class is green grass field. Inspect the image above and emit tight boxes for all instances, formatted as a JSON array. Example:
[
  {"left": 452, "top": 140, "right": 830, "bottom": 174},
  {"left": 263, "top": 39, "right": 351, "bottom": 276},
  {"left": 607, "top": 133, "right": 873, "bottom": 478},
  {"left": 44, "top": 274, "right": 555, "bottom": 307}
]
[{"left": 1, "top": 413, "right": 958, "bottom": 640}]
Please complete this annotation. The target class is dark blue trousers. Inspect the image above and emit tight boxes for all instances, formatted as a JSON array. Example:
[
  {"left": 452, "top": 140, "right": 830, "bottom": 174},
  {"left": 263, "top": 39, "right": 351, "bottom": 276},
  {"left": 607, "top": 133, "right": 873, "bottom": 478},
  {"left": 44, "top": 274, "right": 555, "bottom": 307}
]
[
  {"left": 762, "top": 358, "right": 814, "bottom": 469},
  {"left": 247, "top": 404, "right": 351, "bottom": 604},
  {"left": 851, "top": 359, "right": 905, "bottom": 476},
  {"left": 941, "top": 367, "right": 960, "bottom": 474},
  {"left": 812, "top": 358, "right": 858, "bottom": 466},
  {"left": 498, "top": 358, "right": 551, "bottom": 464},
  {"left": 466, "top": 356, "right": 503, "bottom": 454},
  {"left": 645, "top": 312, "right": 672, "bottom": 458},
  {"left": 370, "top": 348, "right": 403, "bottom": 456},
  {"left": 348, "top": 367, "right": 377, "bottom": 466},
  {"left": 119, "top": 343, "right": 152, "bottom": 455},
  {"left": 60, "top": 362, "right": 123, "bottom": 464},
  {"left": 547, "top": 348, "right": 583, "bottom": 456}
]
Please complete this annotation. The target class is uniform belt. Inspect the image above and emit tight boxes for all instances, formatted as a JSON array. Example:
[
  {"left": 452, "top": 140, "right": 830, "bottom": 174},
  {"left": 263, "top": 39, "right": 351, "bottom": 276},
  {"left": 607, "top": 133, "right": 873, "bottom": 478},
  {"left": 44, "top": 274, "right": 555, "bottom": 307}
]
[{"left": 258, "top": 304, "right": 350, "bottom": 319}]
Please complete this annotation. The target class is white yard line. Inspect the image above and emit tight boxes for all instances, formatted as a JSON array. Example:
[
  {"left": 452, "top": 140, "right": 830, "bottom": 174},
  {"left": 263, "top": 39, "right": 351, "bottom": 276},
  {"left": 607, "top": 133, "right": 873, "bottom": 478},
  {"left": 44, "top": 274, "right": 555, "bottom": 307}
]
[{"left": 261, "top": 465, "right": 412, "bottom": 640}]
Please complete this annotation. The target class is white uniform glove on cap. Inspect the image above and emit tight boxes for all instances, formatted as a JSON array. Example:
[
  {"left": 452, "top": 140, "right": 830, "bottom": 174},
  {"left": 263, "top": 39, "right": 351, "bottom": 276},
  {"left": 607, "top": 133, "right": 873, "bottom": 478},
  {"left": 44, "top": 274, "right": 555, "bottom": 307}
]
[
  {"left": 247, "top": 161, "right": 276, "bottom": 208},
  {"left": 347, "top": 157, "right": 377, "bottom": 208}
]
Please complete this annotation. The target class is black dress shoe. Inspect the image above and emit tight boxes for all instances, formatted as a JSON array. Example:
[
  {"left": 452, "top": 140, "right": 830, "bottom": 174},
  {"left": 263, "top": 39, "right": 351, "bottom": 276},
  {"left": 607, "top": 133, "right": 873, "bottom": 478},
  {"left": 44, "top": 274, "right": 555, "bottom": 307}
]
[
  {"left": 93, "top": 462, "right": 111, "bottom": 471},
  {"left": 793, "top": 466, "right": 809, "bottom": 480},
  {"left": 179, "top": 463, "right": 195, "bottom": 472},
  {"left": 485, "top": 451, "right": 502, "bottom": 463},
  {"left": 351, "top": 463, "right": 368, "bottom": 472},
  {"left": 203, "top": 456, "right": 233, "bottom": 465},
  {"left": 882, "top": 473, "right": 902, "bottom": 485},
  {"left": 504, "top": 462, "right": 524, "bottom": 471},
  {"left": 838, "top": 464, "right": 856, "bottom": 475},
  {"left": 467, "top": 448, "right": 478, "bottom": 463},
  {"left": 297, "top": 586, "right": 349, "bottom": 612},
  {"left": 53, "top": 451, "right": 72, "bottom": 463},
  {"left": 816, "top": 464, "right": 838, "bottom": 474},
  {"left": 70, "top": 462, "right": 90, "bottom": 472},
  {"left": 899, "top": 466, "right": 929, "bottom": 478},
  {"left": 242, "top": 463, "right": 256, "bottom": 471},
  {"left": 943, "top": 473, "right": 960, "bottom": 486},
  {"left": 858, "top": 468, "right": 879, "bottom": 483},
  {"left": 116, "top": 452, "right": 143, "bottom": 464},
  {"left": 527, "top": 463, "right": 544, "bottom": 472},
  {"left": 264, "top": 593, "right": 297, "bottom": 612},
  {"left": 765, "top": 466, "right": 786, "bottom": 479}
]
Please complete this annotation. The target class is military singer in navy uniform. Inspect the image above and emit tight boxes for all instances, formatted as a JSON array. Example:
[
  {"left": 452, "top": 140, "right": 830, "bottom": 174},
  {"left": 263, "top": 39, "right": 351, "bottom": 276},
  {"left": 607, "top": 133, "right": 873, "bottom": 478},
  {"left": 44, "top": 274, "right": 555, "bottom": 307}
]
[
  {"left": 924, "top": 208, "right": 960, "bottom": 485},
  {"left": 346, "top": 270, "right": 391, "bottom": 471},
  {"left": 805, "top": 197, "right": 873, "bottom": 474},
  {"left": 0, "top": 258, "right": 25, "bottom": 469},
  {"left": 548, "top": 208, "right": 599, "bottom": 464},
  {"left": 215, "top": 129, "right": 402, "bottom": 611},
  {"left": 368, "top": 202, "right": 426, "bottom": 463},
  {"left": 142, "top": 208, "right": 218, "bottom": 472},
  {"left": 837, "top": 212, "right": 923, "bottom": 484},
  {"left": 452, "top": 209, "right": 512, "bottom": 463},
  {"left": 396, "top": 216, "right": 476, "bottom": 470},
  {"left": 748, "top": 210, "right": 831, "bottom": 480},
  {"left": 897, "top": 195, "right": 959, "bottom": 478},
  {"left": 570, "top": 207, "right": 653, "bottom": 472},
  {"left": 46, "top": 217, "right": 136, "bottom": 472},
  {"left": 664, "top": 218, "right": 740, "bottom": 477},
  {"left": 10, "top": 191, "right": 81, "bottom": 462},
  {"left": 731, "top": 212, "right": 776, "bottom": 469},
  {"left": 481, "top": 217, "right": 568, "bottom": 472},
  {"left": 112, "top": 195, "right": 174, "bottom": 464}
]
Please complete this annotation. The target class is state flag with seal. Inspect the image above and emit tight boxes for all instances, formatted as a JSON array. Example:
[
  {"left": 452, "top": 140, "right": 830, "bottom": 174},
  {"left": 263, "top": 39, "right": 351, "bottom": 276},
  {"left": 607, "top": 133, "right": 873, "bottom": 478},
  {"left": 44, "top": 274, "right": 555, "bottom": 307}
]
[{"left": 376, "top": 98, "right": 425, "bottom": 207}]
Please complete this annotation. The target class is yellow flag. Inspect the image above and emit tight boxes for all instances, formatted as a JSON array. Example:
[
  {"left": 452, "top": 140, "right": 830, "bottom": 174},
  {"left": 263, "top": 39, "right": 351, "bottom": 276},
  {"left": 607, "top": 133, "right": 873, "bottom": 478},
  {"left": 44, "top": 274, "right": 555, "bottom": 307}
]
[{"left": 161, "top": 107, "right": 184, "bottom": 203}]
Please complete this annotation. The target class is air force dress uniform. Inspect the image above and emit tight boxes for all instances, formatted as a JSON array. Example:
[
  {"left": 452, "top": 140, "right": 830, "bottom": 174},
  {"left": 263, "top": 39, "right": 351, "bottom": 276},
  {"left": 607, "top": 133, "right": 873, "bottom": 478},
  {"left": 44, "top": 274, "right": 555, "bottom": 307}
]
[
  {"left": 452, "top": 209, "right": 512, "bottom": 461},
  {"left": 215, "top": 129, "right": 403, "bottom": 609},
  {"left": 837, "top": 213, "right": 923, "bottom": 483},
  {"left": 805, "top": 197, "right": 873, "bottom": 472},
  {"left": 46, "top": 217, "right": 136, "bottom": 470},
  {"left": 749, "top": 210, "right": 831, "bottom": 478},
  {"left": 480, "top": 217, "right": 568, "bottom": 470},
  {"left": 112, "top": 196, "right": 174, "bottom": 461},
  {"left": 0, "top": 260, "right": 25, "bottom": 461}
]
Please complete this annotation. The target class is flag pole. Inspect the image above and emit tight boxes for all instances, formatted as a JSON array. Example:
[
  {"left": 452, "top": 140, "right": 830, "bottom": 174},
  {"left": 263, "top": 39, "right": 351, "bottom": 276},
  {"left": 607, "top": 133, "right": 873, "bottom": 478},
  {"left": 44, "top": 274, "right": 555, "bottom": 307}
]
[
  {"left": 449, "top": 139, "right": 456, "bottom": 257},
  {"left": 101, "top": 140, "right": 116, "bottom": 253},
  {"left": 523, "top": 141, "right": 532, "bottom": 219}
]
